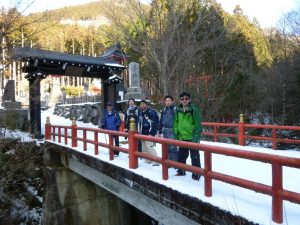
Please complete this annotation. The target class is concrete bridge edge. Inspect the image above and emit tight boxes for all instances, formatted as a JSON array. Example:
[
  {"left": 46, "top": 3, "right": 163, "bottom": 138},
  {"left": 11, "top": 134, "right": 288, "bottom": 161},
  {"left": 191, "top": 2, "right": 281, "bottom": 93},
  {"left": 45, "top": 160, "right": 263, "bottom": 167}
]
[{"left": 66, "top": 157, "right": 200, "bottom": 225}]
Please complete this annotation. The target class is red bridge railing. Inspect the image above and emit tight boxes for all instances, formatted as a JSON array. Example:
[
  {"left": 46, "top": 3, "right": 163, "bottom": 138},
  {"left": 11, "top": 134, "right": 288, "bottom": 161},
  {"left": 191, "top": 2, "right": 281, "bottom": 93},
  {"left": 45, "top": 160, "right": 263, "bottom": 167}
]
[
  {"left": 202, "top": 120, "right": 300, "bottom": 149},
  {"left": 45, "top": 117, "right": 300, "bottom": 224}
]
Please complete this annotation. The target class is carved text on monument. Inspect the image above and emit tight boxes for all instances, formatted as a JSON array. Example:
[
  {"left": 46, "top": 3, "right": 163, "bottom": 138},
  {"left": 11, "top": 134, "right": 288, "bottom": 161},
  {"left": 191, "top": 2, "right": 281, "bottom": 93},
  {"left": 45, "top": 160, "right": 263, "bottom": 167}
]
[{"left": 129, "top": 62, "right": 140, "bottom": 88}]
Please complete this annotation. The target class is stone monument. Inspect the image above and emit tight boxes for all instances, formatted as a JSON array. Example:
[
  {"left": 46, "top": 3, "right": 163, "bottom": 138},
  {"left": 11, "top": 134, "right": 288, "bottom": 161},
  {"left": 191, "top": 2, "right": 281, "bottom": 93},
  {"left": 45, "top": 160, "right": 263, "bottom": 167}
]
[
  {"left": 49, "top": 77, "right": 63, "bottom": 107},
  {"left": 1, "top": 80, "right": 21, "bottom": 109},
  {"left": 124, "top": 62, "right": 144, "bottom": 100},
  {"left": 0, "top": 80, "right": 28, "bottom": 130}
]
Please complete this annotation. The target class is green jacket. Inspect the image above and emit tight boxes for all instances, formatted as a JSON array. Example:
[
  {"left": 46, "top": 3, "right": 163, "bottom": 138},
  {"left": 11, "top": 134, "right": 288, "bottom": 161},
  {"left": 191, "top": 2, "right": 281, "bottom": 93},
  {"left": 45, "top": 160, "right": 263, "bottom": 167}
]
[{"left": 173, "top": 103, "right": 202, "bottom": 142}]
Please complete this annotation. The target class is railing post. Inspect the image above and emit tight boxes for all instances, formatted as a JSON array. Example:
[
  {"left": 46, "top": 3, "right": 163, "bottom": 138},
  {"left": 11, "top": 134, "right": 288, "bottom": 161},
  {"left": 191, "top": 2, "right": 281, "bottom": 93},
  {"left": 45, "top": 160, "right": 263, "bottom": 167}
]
[
  {"left": 272, "top": 162, "right": 283, "bottom": 224},
  {"left": 129, "top": 117, "right": 138, "bottom": 169},
  {"left": 213, "top": 125, "right": 218, "bottom": 142},
  {"left": 120, "top": 119, "right": 125, "bottom": 132},
  {"left": 71, "top": 117, "right": 77, "bottom": 148},
  {"left": 45, "top": 116, "right": 51, "bottom": 140},
  {"left": 94, "top": 131, "right": 98, "bottom": 155},
  {"left": 83, "top": 130, "right": 87, "bottom": 151},
  {"left": 109, "top": 134, "right": 114, "bottom": 160},
  {"left": 204, "top": 150, "right": 212, "bottom": 197},
  {"left": 52, "top": 127, "right": 55, "bottom": 141},
  {"left": 238, "top": 114, "right": 245, "bottom": 146},
  {"left": 162, "top": 143, "right": 168, "bottom": 180},
  {"left": 272, "top": 128, "right": 277, "bottom": 150}
]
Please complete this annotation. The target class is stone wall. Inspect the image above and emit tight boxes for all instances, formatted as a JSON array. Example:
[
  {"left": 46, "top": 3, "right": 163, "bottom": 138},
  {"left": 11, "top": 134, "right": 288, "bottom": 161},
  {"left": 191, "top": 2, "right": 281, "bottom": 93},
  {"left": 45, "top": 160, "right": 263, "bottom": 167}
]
[
  {"left": 53, "top": 103, "right": 101, "bottom": 126},
  {"left": 0, "top": 109, "right": 28, "bottom": 131}
]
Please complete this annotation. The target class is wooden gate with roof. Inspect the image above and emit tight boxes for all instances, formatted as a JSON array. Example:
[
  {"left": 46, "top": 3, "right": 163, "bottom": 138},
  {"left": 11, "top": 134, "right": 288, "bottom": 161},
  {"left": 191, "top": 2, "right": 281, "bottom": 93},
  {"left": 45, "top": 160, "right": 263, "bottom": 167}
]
[{"left": 12, "top": 47, "right": 126, "bottom": 138}]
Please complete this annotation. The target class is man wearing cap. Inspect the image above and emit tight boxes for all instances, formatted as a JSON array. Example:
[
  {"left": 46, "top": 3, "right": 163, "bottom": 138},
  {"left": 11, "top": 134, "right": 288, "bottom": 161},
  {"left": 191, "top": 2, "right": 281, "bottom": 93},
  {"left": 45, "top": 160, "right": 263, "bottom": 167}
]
[
  {"left": 138, "top": 99, "right": 159, "bottom": 165},
  {"left": 101, "top": 102, "right": 121, "bottom": 156}
]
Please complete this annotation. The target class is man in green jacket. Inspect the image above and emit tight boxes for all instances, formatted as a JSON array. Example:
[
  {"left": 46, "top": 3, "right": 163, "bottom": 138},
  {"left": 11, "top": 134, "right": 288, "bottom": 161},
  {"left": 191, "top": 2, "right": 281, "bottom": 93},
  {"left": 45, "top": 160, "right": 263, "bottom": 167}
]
[{"left": 173, "top": 91, "right": 202, "bottom": 180}]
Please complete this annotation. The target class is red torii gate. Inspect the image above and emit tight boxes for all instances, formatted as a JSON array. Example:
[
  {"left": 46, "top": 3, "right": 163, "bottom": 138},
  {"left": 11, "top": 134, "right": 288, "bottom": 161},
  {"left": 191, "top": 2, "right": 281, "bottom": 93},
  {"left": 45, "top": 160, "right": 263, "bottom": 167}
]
[{"left": 186, "top": 74, "right": 212, "bottom": 98}]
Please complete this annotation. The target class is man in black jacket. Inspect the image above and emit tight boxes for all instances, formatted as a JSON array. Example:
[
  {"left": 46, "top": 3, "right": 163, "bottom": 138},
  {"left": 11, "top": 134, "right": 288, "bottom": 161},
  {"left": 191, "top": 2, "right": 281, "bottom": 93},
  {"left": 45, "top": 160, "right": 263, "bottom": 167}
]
[
  {"left": 138, "top": 99, "right": 159, "bottom": 166},
  {"left": 124, "top": 98, "right": 139, "bottom": 132}
]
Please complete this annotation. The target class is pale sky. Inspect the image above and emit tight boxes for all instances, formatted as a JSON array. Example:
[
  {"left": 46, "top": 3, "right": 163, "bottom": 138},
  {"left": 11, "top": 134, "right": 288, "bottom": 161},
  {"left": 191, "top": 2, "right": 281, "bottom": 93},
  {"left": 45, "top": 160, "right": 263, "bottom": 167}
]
[
  {"left": 216, "top": 0, "right": 299, "bottom": 28},
  {"left": 1, "top": 0, "right": 299, "bottom": 28}
]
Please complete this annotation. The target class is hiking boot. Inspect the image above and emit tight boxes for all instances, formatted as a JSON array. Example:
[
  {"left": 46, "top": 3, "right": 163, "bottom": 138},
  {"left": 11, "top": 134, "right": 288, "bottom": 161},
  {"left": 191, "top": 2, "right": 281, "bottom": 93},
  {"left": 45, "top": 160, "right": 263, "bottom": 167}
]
[
  {"left": 192, "top": 174, "right": 200, "bottom": 181},
  {"left": 175, "top": 170, "right": 186, "bottom": 176}
]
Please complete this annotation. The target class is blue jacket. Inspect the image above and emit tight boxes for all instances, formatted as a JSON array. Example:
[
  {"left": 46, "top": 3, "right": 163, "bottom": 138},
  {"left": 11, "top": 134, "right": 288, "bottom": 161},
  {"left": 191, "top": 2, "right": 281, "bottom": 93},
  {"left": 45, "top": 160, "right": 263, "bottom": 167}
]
[
  {"left": 159, "top": 105, "right": 176, "bottom": 134},
  {"left": 138, "top": 107, "right": 159, "bottom": 136},
  {"left": 101, "top": 110, "right": 121, "bottom": 131}
]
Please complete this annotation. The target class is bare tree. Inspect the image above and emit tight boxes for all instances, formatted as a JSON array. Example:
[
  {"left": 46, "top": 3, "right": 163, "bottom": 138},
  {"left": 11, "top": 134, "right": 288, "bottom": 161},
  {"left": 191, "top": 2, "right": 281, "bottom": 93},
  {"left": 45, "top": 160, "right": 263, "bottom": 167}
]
[
  {"left": 284, "top": 7, "right": 300, "bottom": 47},
  {"left": 102, "top": 0, "right": 226, "bottom": 97},
  {"left": 102, "top": 0, "right": 264, "bottom": 122},
  {"left": 255, "top": 7, "right": 300, "bottom": 125},
  {"left": 276, "top": 7, "right": 300, "bottom": 124},
  {"left": 0, "top": 1, "right": 50, "bottom": 83}
]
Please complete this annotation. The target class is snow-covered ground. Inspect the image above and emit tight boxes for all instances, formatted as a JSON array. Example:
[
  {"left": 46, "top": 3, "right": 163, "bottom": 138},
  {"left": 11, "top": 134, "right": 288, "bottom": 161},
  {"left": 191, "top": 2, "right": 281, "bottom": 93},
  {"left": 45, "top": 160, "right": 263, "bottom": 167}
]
[{"left": 36, "top": 108, "right": 299, "bottom": 225}]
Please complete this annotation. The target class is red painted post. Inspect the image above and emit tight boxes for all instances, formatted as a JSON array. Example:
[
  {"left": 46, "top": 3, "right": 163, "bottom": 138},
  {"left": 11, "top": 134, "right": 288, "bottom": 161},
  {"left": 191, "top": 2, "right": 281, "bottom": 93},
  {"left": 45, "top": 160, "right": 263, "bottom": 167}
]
[
  {"left": 94, "top": 131, "right": 98, "bottom": 155},
  {"left": 213, "top": 125, "right": 218, "bottom": 142},
  {"left": 45, "top": 116, "right": 51, "bottom": 140},
  {"left": 129, "top": 117, "right": 138, "bottom": 169},
  {"left": 272, "top": 162, "right": 283, "bottom": 224},
  {"left": 238, "top": 114, "right": 245, "bottom": 146},
  {"left": 272, "top": 128, "right": 277, "bottom": 150},
  {"left": 71, "top": 117, "right": 77, "bottom": 148},
  {"left": 162, "top": 143, "right": 168, "bottom": 180},
  {"left": 64, "top": 128, "right": 67, "bottom": 145},
  {"left": 58, "top": 127, "right": 61, "bottom": 143},
  {"left": 119, "top": 120, "right": 124, "bottom": 132},
  {"left": 109, "top": 134, "right": 114, "bottom": 160},
  {"left": 83, "top": 130, "right": 87, "bottom": 151},
  {"left": 204, "top": 150, "right": 212, "bottom": 197}
]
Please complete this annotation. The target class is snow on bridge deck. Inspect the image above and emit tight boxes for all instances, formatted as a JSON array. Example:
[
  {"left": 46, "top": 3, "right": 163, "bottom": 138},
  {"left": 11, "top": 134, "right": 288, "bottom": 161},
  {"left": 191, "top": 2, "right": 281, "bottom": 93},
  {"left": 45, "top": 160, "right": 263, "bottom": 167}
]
[{"left": 41, "top": 108, "right": 300, "bottom": 225}]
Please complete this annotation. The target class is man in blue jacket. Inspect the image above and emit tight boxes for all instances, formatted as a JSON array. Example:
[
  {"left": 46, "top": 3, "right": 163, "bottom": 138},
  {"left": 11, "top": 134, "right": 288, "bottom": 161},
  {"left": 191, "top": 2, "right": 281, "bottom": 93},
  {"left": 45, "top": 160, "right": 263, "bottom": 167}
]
[
  {"left": 138, "top": 99, "right": 159, "bottom": 165},
  {"left": 101, "top": 102, "right": 121, "bottom": 156},
  {"left": 158, "top": 95, "right": 178, "bottom": 161}
]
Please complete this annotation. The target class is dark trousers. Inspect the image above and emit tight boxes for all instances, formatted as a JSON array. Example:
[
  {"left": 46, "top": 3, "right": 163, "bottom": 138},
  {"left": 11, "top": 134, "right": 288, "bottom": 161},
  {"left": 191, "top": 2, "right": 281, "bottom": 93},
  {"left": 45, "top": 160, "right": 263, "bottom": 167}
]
[
  {"left": 177, "top": 144, "right": 201, "bottom": 176},
  {"left": 162, "top": 128, "right": 178, "bottom": 161},
  {"left": 138, "top": 140, "right": 142, "bottom": 152},
  {"left": 113, "top": 135, "right": 119, "bottom": 155}
]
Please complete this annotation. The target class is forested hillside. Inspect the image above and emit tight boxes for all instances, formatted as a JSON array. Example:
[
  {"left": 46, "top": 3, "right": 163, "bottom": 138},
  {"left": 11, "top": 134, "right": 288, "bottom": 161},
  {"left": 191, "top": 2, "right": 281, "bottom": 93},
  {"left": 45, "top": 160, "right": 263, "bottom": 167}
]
[
  {"left": 1, "top": 0, "right": 299, "bottom": 125},
  {"left": 31, "top": 0, "right": 109, "bottom": 21}
]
